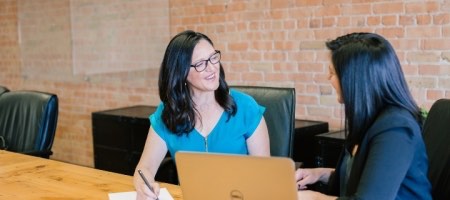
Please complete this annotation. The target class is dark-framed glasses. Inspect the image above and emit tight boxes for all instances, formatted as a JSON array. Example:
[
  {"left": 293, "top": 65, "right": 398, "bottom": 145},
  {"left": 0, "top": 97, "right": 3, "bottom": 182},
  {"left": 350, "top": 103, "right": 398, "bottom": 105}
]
[{"left": 190, "top": 50, "right": 221, "bottom": 72}]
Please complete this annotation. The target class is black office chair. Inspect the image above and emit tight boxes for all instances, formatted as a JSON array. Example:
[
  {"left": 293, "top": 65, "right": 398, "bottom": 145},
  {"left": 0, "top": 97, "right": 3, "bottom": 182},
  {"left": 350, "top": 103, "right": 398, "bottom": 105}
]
[
  {"left": 422, "top": 99, "right": 450, "bottom": 200},
  {"left": 155, "top": 86, "right": 296, "bottom": 184},
  {"left": 0, "top": 90, "right": 59, "bottom": 158},
  {"left": 0, "top": 86, "right": 10, "bottom": 151},
  {"left": 231, "top": 85, "right": 296, "bottom": 158}
]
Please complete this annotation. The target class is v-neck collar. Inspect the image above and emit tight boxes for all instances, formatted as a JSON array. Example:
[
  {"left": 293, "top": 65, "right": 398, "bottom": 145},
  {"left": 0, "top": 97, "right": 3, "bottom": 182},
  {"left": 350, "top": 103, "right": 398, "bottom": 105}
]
[{"left": 193, "top": 110, "right": 226, "bottom": 138}]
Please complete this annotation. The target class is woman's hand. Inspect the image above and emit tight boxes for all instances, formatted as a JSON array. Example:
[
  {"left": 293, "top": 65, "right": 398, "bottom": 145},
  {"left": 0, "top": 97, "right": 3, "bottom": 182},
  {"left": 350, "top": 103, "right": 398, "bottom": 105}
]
[
  {"left": 133, "top": 171, "right": 160, "bottom": 200},
  {"left": 133, "top": 127, "right": 168, "bottom": 199},
  {"left": 295, "top": 168, "right": 334, "bottom": 190},
  {"left": 295, "top": 168, "right": 320, "bottom": 189}
]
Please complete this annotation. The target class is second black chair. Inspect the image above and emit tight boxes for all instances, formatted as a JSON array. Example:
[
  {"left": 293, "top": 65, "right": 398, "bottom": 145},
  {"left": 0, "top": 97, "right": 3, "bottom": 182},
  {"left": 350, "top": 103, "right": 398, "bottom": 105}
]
[
  {"left": 422, "top": 99, "right": 450, "bottom": 200},
  {"left": 0, "top": 90, "right": 59, "bottom": 158}
]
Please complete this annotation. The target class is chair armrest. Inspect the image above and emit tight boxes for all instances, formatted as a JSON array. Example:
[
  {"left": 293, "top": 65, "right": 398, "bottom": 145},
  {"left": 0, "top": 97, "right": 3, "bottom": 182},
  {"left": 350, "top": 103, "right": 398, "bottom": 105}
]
[{"left": 23, "top": 150, "right": 53, "bottom": 159}]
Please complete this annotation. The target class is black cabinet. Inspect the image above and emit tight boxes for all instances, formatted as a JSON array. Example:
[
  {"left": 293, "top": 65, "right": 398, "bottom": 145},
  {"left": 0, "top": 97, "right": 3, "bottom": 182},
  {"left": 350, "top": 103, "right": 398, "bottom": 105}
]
[
  {"left": 92, "top": 105, "right": 156, "bottom": 175},
  {"left": 314, "top": 130, "right": 345, "bottom": 168},
  {"left": 293, "top": 120, "right": 329, "bottom": 168},
  {"left": 308, "top": 130, "right": 346, "bottom": 193}
]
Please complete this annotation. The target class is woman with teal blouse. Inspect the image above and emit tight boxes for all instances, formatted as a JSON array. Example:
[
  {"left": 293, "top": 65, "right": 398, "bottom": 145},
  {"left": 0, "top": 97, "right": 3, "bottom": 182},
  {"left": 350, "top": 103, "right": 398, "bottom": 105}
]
[
  {"left": 133, "top": 30, "right": 270, "bottom": 200},
  {"left": 151, "top": 89, "right": 266, "bottom": 156}
]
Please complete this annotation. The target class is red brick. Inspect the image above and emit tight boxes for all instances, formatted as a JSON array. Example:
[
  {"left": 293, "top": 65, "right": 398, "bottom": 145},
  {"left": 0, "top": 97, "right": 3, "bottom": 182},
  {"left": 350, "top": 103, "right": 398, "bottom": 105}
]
[
  {"left": 309, "top": 18, "right": 321, "bottom": 28},
  {"left": 274, "top": 41, "right": 297, "bottom": 50},
  {"left": 367, "top": 16, "right": 381, "bottom": 26},
  {"left": 274, "top": 62, "right": 297, "bottom": 72},
  {"left": 270, "top": 0, "right": 292, "bottom": 9},
  {"left": 342, "top": 4, "right": 371, "bottom": 15},
  {"left": 376, "top": 28, "right": 405, "bottom": 38},
  {"left": 265, "top": 73, "right": 290, "bottom": 81},
  {"left": 439, "top": 78, "right": 450, "bottom": 90},
  {"left": 295, "top": 0, "right": 323, "bottom": 7},
  {"left": 337, "top": 16, "right": 351, "bottom": 26},
  {"left": 228, "top": 42, "right": 249, "bottom": 51},
  {"left": 373, "top": 2, "right": 404, "bottom": 14},
  {"left": 250, "top": 41, "right": 273, "bottom": 50},
  {"left": 423, "top": 39, "right": 450, "bottom": 50},
  {"left": 242, "top": 72, "right": 263, "bottom": 81},
  {"left": 298, "top": 63, "right": 326, "bottom": 73},
  {"left": 434, "top": 13, "right": 450, "bottom": 25},
  {"left": 382, "top": 15, "right": 397, "bottom": 26},
  {"left": 399, "top": 15, "right": 415, "bottom": 26},
  {"left": 299, "top": 95, "right": 319, "bottom": 105},
  {"left": 427, "top": 90, "right": 444, "bottom": 100},
  {"left": 406, "top": 26, "right": 441, "bottom": 38},
  {"left": 406, "top": 2, "right": 440, "bottom": 13},
  {"left": 419, "top": 65, "right": 448, "bottom": 75},
  {"left": 228, "top": 2, "right": 246, "bottom": 12},
  {"left": 283, "top": 20, "right": 296, "bottom": 29},
  {"left": 263, "top": 52, "right": 287, "bottom": 61},
  {"left": 442, "top": 26, "right": 450, "bottom": 38},
  {"left": 292, "top": 73, "right": 314, "bottom": 83},
  {"left": 407, "top": 52, "right": 441, "bottom": 63},
  {"left": 417, "top": 15, "right": 432, "bottom": 25},
  {"left": 241, "top": 52, "right": 262, "bottom": 61},
  {"left": 307, "top": 106, "right": 331, "bottom": 116}
]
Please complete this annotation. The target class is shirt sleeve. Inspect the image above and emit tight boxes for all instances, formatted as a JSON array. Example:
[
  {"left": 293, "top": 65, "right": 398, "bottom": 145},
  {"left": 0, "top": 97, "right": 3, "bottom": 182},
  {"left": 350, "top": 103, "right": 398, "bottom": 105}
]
[
  {"left": 231, "top": 90, "right": 266, "bottom": 139},
  {"left": 149, "top": 102, "right": 167, "bottom": 140}
]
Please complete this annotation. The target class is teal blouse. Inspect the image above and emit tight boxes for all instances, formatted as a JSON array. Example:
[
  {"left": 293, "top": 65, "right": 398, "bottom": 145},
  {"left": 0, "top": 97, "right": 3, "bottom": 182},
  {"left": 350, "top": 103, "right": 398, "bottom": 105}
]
[{"left": 150, "top": 89, "right": 265, "bottom": 158}]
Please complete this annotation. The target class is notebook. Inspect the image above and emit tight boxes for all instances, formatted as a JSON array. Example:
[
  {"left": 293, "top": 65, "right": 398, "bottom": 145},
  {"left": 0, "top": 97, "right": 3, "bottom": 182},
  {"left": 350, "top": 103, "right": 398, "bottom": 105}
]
[{"left": 175, "top": 151, "right": 298, "bottom": 200}]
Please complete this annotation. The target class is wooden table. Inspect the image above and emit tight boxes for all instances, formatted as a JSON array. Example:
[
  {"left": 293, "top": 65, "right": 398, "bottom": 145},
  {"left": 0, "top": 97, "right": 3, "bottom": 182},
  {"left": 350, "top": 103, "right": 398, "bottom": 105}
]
[{"left": 0, "top": 150, "right": 183, "bottom": 200}]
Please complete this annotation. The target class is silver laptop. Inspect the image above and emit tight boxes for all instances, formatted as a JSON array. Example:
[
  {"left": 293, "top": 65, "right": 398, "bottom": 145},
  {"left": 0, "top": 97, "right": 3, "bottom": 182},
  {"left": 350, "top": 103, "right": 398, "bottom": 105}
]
[{"left": 175, "top": 151, "right": 298, "bottom": 200}]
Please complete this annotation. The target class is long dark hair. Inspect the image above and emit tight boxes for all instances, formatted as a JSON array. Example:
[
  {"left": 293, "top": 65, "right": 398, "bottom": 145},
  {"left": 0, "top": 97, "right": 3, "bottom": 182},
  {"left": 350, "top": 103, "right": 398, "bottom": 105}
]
[
  {"left": 326, "top": 32, "right": 422, "bottom": 148},
  {"left": 158, "top": 30, "right": 236, "bottom": 135}
]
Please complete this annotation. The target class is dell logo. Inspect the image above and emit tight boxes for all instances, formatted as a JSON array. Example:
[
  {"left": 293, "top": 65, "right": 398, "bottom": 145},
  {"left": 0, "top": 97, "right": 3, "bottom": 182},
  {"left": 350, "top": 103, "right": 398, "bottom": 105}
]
[{"left": 230, "top": 190, "right": 244, "bottom": 200}]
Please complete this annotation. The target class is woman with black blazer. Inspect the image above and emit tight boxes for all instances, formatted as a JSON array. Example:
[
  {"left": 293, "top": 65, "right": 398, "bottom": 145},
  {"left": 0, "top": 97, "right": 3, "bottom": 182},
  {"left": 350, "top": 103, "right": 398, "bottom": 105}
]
[{"left": 295, "top": 33, "right": 432, "bottom": 200}]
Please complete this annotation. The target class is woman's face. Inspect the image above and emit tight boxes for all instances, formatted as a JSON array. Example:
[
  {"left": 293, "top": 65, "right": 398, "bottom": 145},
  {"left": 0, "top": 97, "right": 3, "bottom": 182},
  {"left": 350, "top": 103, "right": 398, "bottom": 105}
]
[
  {"left": 186, "top": 39, "right": 221, "bottom": 95},
  {"left": 328, "top": 64, "right": 343, "bottom": 104}
]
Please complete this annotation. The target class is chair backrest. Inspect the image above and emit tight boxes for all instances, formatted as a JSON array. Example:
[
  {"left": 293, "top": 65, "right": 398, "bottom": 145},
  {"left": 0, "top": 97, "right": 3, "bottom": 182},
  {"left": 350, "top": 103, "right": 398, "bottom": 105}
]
[
  {"left": 422, "top": 99, "right": 450, "bottom": 200},
  {"left": 231, "top": 85, "right": 296, "bottom": 158},
  {"left": 0, "top": 90, "right": 58, "bottom": 158}
]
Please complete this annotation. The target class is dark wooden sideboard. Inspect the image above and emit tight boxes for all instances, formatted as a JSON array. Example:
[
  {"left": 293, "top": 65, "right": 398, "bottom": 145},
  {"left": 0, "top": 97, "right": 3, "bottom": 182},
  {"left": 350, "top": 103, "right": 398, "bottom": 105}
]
[
  {"left": 310, "top": 130, "right": 346, "bottom": 192},
  {"left": 92, "top": 105, "right": 156, "bottom": 175},
  {"left": 92, "top": 105, "right": 331, "bottom": 175},
  {"left": 293, "top": 120, "right": 329, "bottom": 168},
  {"left": 314, "top": 130, "right": 346, "bottom": 168}
]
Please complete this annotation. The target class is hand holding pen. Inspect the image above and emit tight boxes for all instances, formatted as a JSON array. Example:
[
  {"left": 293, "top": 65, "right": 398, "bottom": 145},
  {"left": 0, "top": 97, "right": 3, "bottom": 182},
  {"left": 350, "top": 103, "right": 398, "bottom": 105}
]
[{"left": 137, "top": 169, "right": 160, "bottom": 200}]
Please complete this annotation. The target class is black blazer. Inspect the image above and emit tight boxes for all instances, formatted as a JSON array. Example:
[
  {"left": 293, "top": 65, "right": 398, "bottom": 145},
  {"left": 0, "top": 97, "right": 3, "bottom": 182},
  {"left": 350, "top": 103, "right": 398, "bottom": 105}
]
[{"left": 328, "top": 106, "right": 432, "bottom": 200}]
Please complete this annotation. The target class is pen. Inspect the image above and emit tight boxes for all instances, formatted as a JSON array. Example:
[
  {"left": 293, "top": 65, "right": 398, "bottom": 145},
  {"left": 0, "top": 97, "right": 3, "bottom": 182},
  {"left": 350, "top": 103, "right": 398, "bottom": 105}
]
[{"left": 137, "top": 169, "right": 159, "bottom": 200}]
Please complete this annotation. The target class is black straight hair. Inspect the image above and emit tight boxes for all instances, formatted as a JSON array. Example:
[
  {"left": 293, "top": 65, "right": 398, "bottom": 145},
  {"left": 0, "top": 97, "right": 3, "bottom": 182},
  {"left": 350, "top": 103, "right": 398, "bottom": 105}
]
[
  {"left": 158, "top": 30, "right": 236, "bottom": 135},
  {"left": 326, "top": 32, "right": 422, "bottom": 148}
]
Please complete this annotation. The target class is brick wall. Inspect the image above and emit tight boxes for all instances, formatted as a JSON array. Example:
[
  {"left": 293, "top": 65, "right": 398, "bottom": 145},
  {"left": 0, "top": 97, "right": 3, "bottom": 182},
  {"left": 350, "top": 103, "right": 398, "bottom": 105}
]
[{"left": 1, "top": 0, "right": 449, "bottom": 167}]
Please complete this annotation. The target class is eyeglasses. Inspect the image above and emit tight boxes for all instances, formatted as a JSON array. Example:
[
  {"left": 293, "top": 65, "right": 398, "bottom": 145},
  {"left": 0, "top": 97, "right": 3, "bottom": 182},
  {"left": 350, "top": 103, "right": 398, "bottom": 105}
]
[{"left": 190, "top": 50, "right": 221, "bottom": 72}]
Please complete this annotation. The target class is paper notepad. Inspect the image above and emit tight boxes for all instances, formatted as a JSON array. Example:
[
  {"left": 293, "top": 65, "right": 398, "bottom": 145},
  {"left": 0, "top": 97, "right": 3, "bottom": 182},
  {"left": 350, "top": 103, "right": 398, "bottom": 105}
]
[{"left": 108, "top": 188, "right": 174, "bottom": 200}]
